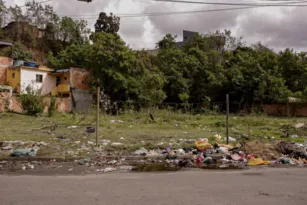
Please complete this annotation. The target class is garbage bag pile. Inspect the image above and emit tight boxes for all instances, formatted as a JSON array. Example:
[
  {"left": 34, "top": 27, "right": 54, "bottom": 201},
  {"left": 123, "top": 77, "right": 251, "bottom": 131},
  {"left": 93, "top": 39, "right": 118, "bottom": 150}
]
[{"left": 133, "top": 136, "right": 307, "bottom": 168}]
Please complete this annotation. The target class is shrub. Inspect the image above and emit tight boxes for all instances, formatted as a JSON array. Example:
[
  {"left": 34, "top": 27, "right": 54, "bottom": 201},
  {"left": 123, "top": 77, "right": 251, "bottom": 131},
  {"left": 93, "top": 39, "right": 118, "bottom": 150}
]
[{"left": 20, "top": 86, "right": 45, "bottom": 116}]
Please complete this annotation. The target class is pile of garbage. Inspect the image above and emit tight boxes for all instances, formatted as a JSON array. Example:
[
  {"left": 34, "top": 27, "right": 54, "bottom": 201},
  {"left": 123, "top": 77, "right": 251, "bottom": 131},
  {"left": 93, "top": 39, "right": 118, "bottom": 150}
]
[
  {"left": 133, "top": 135, "right": 307, "bottom": 168},
  {"left": 0, "top": 141, "right": 49, "bottom": 157}
]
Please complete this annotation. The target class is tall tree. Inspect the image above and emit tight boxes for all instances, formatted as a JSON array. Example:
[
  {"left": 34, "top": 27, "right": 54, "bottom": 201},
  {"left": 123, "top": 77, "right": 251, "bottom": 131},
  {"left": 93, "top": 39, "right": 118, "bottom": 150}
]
[
  {"left": 59, "top": 17, "right": 90, "bottom": 45},
  {"left": 94, "top": 12, "right": 120, "bottom": 34}
]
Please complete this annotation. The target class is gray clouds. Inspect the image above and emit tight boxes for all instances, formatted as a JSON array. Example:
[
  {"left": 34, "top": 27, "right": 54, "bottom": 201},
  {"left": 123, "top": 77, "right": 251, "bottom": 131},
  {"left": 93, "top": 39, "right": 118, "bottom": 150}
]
[{"left": 6, "top": 0, "right": 307, "bottom": 51}]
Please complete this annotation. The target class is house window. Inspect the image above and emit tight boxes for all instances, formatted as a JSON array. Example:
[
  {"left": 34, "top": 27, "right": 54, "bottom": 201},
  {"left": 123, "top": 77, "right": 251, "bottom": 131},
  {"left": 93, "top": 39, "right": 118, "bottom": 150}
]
[
  {"left": 12, "top": 73, "right": 15, "bottom": 79},
  {"left": 56, "top": 76, "right": 60, "bottom": 86},
  {"left": 36, "top": 74, "right": 43, "bottom": 83}
]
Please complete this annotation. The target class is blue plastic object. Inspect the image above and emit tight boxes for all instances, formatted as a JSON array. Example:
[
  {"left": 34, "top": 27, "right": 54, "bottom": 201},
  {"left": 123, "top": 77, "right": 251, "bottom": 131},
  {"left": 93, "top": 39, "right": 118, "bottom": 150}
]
[{"left": 24, "top": 61, "right": 37, "bottom": 67}]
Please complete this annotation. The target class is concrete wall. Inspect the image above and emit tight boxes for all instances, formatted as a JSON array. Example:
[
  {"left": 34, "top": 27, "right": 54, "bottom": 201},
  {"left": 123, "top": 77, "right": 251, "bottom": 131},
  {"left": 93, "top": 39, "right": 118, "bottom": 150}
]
[
  {"left": 0, "top": 57, "right": 13, "bottom": 85},
  {"left": 71, "top": 89, "right": 92, "bottom": 113},
  {"left": 20, "top": 69, "right": 56, "bottom": 95},
  {"left": 41, "top": 74, "right": 56, "bottom": 95}
]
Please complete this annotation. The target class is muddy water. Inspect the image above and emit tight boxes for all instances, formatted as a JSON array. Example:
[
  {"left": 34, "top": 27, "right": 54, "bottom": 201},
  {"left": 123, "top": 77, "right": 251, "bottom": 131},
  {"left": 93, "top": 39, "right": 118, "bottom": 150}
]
[{"left": 131, "top": 163, "right": 181, "bottom": 172}]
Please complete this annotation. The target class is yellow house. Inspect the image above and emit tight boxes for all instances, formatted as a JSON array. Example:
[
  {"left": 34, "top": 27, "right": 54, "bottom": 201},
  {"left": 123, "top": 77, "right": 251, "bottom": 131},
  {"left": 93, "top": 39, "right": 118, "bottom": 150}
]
[
  {"left": 6, "top": 66, "right": 68, "bottom": 96},
  {"left": 48, "top": 69, "right": 71, "bottom": 97},
  {"left": 6, "top": 66, "right": 89, "bottom": 97}
]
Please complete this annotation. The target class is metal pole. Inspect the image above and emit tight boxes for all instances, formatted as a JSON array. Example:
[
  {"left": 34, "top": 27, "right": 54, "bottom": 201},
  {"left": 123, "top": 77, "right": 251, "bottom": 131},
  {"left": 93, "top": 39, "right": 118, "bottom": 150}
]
[
  {"left": 96, "top": 86, "right": 100, "bottom": 147},
  {"left": 226, "top": 94, "right": 229, "bottom": 144}
]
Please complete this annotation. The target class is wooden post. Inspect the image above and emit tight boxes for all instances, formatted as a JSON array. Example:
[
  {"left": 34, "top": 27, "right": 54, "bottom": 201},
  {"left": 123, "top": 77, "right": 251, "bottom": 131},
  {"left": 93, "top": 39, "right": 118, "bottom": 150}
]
[
  {"left": 226, "top": 94, "right": 229, "bottom": 145},
  {"left": 96, "top": 86, "right": 100, "bottom": 147}
]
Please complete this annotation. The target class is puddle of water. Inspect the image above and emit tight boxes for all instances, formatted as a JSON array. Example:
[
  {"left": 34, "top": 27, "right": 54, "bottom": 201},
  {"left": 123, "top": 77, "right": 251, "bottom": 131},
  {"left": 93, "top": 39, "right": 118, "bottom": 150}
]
[{"left": 131, "top": 163, "right": 181, "bottom": 172}]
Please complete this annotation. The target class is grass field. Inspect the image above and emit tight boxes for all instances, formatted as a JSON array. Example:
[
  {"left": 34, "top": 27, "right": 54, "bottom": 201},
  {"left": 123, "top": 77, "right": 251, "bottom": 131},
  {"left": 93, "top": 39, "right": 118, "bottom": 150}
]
[{"left": 0, "top": 110, "right": 307, "bottom": 157}]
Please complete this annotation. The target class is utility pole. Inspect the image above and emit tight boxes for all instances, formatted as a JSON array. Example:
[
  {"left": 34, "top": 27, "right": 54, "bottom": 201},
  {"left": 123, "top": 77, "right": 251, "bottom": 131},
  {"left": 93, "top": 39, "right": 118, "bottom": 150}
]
[
  {"left": 226, "top": 94, "right": 229, "bottom": 144},
  {"left": 96, "top": 86, "right": 100, "bottom": 147}
]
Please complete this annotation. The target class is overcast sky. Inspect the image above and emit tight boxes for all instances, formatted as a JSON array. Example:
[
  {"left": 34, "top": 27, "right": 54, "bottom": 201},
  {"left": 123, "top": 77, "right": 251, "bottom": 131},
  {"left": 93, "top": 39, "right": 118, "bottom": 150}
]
[{"left": 6, "top": 0, "right": 307, "bottom": 51}]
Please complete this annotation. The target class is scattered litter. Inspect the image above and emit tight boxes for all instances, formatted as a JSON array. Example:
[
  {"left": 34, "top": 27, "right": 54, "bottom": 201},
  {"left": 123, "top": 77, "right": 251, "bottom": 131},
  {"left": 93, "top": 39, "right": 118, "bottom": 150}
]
[
  {"left": 134, "top": 147, "right": 149, "bottom": 155},
  {"left": 111, "top": 142, "right": 123, "bottom": 146},
  {"left": 75, "top": 141, "right": 81, "bottom": 144},
  {"left": 38, "top": 142, "right": 49, "bottom": 146},
  {"left": 295, "top": 123, "right": 305, "bottom": 128},
  {"left": 87, "top": 141, "right": 95, "bottom": 145},
  {"left": 1, "top": 145, "right": 13, "bottom": 150},
  {"left": 68, "top": 125, "right": 78, "bottom": 129},
  {"left": 11, "top": 149, "right": 37, "bottom": 157},
  {"left": 290, "top": 135, "right": 299, "bottom": 139},
  {"left": 215, "top": 134, "right": 222, "bottom": 142},
  {"left": 199, "top": 138, "right": 209, "bottom": 143},
  {"left": 97, "top": 167, "right": 117, "bottom": 173},
  {"left": 110, "top": 120, "right": 124, "bottom": 124},
  {"left": 248, "top": 158, "right": 270, "bottom": 166},
  {"left": 228, "top": 137, "right": 237, "bottom": 142},
  {"left": 176, "top": 149, "right": 185, "bottom": 155},
  {"left": 28, "top": 164, "right": 35, "bottom": 170},
  {"left": 108, "top": 160, "right": 117, "bottom": 165},
  {"left": 195, "top": 141, "right": 213, "bottom": 150},
  {"left": 68, "top": 168, "right": 73, "bottom": 172},
  {"left": 120, "top": 137, "right": 125, "bottom": 140},
  {"left": 86, "top": 127, "right": 95, "bottom": 134}
]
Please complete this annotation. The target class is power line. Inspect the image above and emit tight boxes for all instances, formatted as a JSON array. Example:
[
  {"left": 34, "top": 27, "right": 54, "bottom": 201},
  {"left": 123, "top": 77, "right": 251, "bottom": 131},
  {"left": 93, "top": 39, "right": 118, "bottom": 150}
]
[
  {"left": 62, "top": 0, "right": 307, "bottom": 19},
  {"left": 66, "top": 4, "right": 306, "bottom": 20},
  {"left": 153, "top": 0, "right": 307, "bottom": 6}
]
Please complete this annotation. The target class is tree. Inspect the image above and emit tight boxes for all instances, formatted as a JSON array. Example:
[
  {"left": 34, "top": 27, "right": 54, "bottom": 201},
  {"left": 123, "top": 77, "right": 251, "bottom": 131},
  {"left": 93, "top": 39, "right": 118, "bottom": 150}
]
[
  {"left": 94, "top": 12, "right": 120, "bottom": 34},
  {"left": 156, "top": 34, "right": 177, "bottom": 50},
  {"left": 0, "top": 0, "right": 7, "bottom": 27},
  {"left": 59, "top": 17, "right": 91, "bottom": 45},
  {"left": 48, "top": 43, "right": 91, "bottom": 69},
  {"left": 25, "top": 0, "right": 59, "bottom": 28}
]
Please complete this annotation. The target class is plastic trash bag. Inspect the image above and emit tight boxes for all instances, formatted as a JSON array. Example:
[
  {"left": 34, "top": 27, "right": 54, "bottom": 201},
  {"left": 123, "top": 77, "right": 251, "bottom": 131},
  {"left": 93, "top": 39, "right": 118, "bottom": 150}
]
[
  {"left": 195, "top": 141, "right": 213, "bottom": 150},
  {"left": 248, "top": 158, "right": 270, "bottom": 166},
  {"left": 11, "top": 149, "right": 37, "bottom": 157}
]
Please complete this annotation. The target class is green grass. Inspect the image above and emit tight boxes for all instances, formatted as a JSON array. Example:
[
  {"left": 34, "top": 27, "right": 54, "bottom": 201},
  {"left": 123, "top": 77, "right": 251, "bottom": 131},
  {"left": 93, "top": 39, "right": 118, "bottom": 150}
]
[{"left": 0, "top": 110, "right": 307, "bottom": 157}]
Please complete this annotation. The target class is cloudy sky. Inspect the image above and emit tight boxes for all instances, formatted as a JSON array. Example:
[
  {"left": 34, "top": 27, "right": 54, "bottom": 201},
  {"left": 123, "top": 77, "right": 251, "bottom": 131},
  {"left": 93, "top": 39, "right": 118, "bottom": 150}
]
[{"left": 5, "top": 0, "right": 307, "bottom": 51}]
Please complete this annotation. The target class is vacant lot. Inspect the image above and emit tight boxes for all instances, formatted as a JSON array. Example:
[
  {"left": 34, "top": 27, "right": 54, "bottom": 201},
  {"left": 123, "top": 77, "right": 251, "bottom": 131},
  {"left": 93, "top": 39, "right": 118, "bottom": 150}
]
[{"left": 0, "top": 110, "right": 307, "bottom": 157}]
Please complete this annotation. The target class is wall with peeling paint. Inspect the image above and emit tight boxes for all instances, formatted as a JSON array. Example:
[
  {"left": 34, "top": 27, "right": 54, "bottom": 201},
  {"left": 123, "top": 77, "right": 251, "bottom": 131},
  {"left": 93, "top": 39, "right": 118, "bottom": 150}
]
[{"left": 0, "top": 57, "right": 13, "bottom": 85}]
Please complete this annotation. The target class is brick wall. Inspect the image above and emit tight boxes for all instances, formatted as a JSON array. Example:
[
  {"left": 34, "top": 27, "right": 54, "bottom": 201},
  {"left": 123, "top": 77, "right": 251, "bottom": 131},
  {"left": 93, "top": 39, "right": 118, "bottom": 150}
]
[
  {"left": 0, "top": 94, "right": 72, "bottom": 114},
  {"left": 70, "top": 67, "right": 91, "bottom": 90},
  {"left": 264, "top": 104, "right": 307, "bottom": 117}
]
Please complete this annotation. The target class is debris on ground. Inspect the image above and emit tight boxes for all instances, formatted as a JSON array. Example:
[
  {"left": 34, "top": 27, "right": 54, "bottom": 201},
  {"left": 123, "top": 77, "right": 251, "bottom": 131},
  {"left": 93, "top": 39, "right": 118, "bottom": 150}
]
[
  {"left": 242, "top": 141, "right": 280, "bottom": 160},
  {"left": 68, "top": 126, "right": 78, "bottom": 129},
  {"left": 11, "top": 148, "right": 38, "bottom": 157},
  {"left": 110, "top": 120, "right": 124, "bottom": 124},
  {"left": 134, "top": 147, "right": 148, "bottom": 156},
  {"left": 111, "top": 142, "right": 123, "bottom": 146},
  {"left": 97, "top": 167, "right": 117, "bottom": 173}
]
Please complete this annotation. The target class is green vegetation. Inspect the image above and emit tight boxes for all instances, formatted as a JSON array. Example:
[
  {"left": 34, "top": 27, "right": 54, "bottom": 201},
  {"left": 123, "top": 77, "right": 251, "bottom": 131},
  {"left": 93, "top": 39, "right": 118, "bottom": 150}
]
[{"left": 19, "top": 86, "right": 45, "bottom": 116}]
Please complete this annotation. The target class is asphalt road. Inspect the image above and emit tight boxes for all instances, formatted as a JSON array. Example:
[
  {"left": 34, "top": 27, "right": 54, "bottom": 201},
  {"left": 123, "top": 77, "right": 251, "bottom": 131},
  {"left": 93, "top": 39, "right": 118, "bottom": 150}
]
[{"left": 1, "top": 167, "right": 307, "bottom": 205}]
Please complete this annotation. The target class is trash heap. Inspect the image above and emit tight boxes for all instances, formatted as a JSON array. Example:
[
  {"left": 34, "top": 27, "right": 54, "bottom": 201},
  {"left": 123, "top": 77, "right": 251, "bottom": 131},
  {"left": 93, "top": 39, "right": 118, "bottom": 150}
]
[{"left": 133, "top": 134, "right": 307, "bottom": 168}]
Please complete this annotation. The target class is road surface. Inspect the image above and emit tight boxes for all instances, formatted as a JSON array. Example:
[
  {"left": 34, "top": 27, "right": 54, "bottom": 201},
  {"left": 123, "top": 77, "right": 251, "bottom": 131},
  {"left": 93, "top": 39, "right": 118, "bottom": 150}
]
[{"left": 1, "top": 167, "right": 307, "bottom": 205}]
